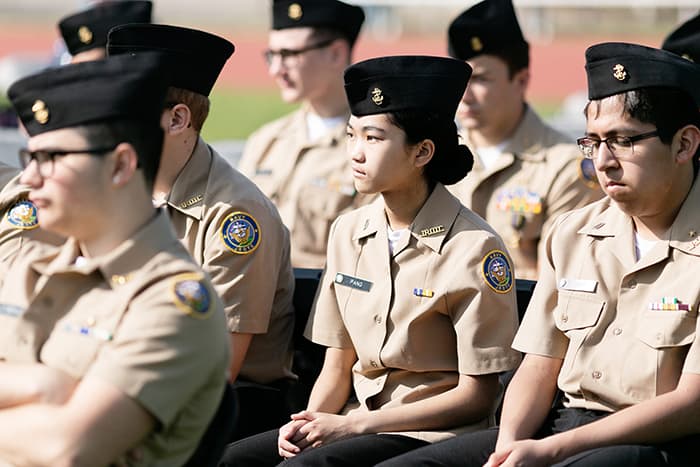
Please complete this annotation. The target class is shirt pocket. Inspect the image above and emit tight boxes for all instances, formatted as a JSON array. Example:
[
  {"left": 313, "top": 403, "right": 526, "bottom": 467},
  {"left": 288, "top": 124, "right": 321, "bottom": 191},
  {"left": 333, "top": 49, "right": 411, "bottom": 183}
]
[
  {"left": 554, "top": 291, "right": 605, "bottom": 333},
  {"left": 40, "top": 321, "right": 114, "bottom": 379},
  {"left": 636, "top": 310, "right": 697, "bottom": 349},
  {"left": 295, "top": 182, "right": 355, "bottom": 255}
]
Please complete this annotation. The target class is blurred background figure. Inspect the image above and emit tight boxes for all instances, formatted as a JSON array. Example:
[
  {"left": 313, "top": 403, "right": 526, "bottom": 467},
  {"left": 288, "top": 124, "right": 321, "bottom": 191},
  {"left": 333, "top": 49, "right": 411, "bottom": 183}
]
[
  {"left": 237, "top": 0, "right": 376, "bottom": 269},
  {"left": 445, "top": 0, "right": 603, "bottom": 280},
  {"left": 662, "top": 9, "right": 700, "bottom": 62}
]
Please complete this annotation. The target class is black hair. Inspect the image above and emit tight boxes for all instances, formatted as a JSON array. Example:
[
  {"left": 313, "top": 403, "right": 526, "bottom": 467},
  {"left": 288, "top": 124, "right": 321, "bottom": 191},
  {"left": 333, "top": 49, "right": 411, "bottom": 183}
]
[
  {"left": 78, "top": 119, "right": 164, "bottom": 189},
  {"left": 387, "top": 109, "right": 474, "bottom": 186}
]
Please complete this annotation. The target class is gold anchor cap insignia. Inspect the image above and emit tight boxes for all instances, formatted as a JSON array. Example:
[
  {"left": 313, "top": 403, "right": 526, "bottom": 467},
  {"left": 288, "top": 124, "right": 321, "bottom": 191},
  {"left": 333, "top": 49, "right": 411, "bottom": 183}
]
[
  {"left": 288, "top": 3, "right": 302, "bottom": 20},
  {"left": 471, "top": 36, "right": 483, "bottom": 52},
  {"left": 612, "top": 64, "right": 627, "bottom": 81},
  {"left": 78, "top": 25, "right": 93, "bottom": 44},
  {"left": 32, "top": 100, "right": 49, "bottom": 124},
  {"left": 371, "top": 87, "right": 384, "bottom": 106}
]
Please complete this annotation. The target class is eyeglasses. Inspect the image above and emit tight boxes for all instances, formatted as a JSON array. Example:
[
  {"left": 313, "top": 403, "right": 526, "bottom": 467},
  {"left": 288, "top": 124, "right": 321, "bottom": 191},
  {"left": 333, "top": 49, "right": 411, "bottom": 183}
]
[
  {"left": 576, "top": 130, "right": 659, "bottom": 160},
  {"left": 263, "top": 38, "right": 336, "bottom": 67},
  {"left": 19, "top": 145, "right": 116, "bottom": 178}
]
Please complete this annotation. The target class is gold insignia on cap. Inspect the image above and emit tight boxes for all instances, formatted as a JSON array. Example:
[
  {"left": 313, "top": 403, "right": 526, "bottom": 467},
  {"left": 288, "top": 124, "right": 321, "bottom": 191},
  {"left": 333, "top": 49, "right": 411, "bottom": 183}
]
[
  {"left": 288, "top": 3, "right": 302, "bottom": 20},
  {"left": 471, "top": 36, "right": 483, "bottom": 52},
  {"left": 78, "top": 25, "right": 93, "bottom": 44},
  {"left": 612, "top": 64, "right": 627, "bottom": 81},
  {"left": 31, "top": 100, "right": 49, "bottom": 125},
  {"left": 371, "top": 87, "right": 384, "bottom": 106}
]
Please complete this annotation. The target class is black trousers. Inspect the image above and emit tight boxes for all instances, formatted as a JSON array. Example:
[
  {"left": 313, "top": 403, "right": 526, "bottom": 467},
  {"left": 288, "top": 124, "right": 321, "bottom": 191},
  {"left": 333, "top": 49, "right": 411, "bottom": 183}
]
[
  {"left": 376, "top": 407, "right": 700, "bottom": 467},
  {"left": 218, "top": 427, "right": 429, "bottom": 467},
  {"left": 229, "top": 379, "right": 294, "bottom": 442}
]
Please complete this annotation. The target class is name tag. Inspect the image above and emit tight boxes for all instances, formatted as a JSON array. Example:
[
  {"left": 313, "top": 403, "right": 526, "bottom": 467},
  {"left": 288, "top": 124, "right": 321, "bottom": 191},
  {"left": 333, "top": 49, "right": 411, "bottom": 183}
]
[
  {"left": 558, "top": 278, "right": 597, "bottom": 293},
  {"left": 334, "top": 273, "right": 372, "bottom": 292},
  {"left": 0, "top": 304, "right": 24, "bottom": 318}
]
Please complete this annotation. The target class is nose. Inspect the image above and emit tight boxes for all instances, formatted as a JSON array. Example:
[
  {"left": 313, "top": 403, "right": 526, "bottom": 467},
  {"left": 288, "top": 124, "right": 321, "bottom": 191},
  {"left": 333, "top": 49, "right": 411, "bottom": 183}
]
[
  {"left": 592, "top": 141, "right": 618, "bottom": 171},
  {"left": 461, "top": 85, "right": 475, "bottom": 105},
  {"left": 347, "top": 138, "right": 364, "bottom": 163},
  {"left": 19, "top": 159, "right": 43, "bottom": 188}
]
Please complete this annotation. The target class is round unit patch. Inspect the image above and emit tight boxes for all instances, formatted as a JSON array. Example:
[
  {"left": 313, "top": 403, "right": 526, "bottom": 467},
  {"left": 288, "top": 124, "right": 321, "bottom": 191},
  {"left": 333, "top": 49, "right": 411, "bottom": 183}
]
[
  {"left": 481, "top": 249, "right": 513, "bottom": 294},
  {"left": 220, "top": 211, "right": 261, "bottom": 254},
  {"left": 172, "top": 273, "right": 213, "bottom": 319},
  {"left": 6, "top": 200, "right": 39, "bottom": 230},
  {"left": 578, "top": 157, "right": 599, "bottom": 189}
]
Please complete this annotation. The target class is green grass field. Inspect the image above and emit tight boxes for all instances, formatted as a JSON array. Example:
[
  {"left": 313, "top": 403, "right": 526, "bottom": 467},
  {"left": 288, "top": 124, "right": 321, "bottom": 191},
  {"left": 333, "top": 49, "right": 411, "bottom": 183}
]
[{"left": 202, "top": 88, "right": 298, "bottom": 142}]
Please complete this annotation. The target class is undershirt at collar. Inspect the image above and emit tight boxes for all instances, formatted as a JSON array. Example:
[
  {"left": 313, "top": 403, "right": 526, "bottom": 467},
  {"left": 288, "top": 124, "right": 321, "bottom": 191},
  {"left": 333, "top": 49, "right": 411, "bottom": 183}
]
[
  {"left": 476, "top": 141, "right": 509, "bottom": 171},
  {"left": 306, "top": 113, "right": 346, "bottom": 143}
]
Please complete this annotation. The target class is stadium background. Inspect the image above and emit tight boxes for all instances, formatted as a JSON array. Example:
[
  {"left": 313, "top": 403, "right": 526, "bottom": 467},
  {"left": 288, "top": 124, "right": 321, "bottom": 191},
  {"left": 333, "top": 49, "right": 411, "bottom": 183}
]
[{"left": 0, "top": 1, "right": 697, "bottom": 165}]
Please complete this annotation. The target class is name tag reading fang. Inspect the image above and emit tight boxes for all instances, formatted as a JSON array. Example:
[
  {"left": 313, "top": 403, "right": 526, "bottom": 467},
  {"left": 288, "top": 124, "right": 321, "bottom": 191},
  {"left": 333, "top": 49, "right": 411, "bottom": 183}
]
[{"left": 334, "top": 273, "right": 372, "bottom": 292}]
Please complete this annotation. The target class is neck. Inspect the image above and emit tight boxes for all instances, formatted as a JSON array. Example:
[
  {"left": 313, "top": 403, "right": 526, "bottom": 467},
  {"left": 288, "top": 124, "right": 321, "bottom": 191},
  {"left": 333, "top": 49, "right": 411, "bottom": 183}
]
[
  {"left": 78, "top": 189, "right": 155, "bottom": 258},
  {"left": 470, "top": 103, "right": 526, "bottom": 148},
  {"left": 305, "top": 81, "right": 348, "bottom": 119},
  {"left": 382, "top": 180, "right": 431, "bottom": 231},
  {"left": 153, "top": 131, "right": 198, "bottom": 199}
]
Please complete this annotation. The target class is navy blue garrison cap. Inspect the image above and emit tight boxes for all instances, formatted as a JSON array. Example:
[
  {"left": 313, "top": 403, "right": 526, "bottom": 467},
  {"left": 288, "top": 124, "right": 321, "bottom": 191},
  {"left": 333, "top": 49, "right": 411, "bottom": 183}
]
[
  {"left": 585, "top": 42, "right": 700, "bottom": 106},
  {"left": 344, "top": 55, "right": 472, "bottom": 117},
  {"left": 7, "top": 51, "right": 168, "bottom": 136},
  {"left": 59, "top": 1, "right": 152, "bottom": 55},
  {"left": 662, "top": 11, "right": 700, "bottom": 63},
  {"left": 448, "top": 0, "right": 528, "bottom": 61},
  {"left": 107, "top": 23, "right": 234, "bottom": 97},
  {"left": 272, "top": 0, "right": 365, "bottom": 46}
]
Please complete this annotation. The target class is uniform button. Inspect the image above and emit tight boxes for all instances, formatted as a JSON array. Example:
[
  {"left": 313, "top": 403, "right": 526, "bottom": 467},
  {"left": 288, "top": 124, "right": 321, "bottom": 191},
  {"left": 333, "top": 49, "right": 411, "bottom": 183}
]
[
  {"left": 370, "top": 360, "right": 378, "bottom": 368},
  {"left": 374, "top": 316, "right": 382, "bottom": 325},
  {"left": 86, "top": 316, "right": 96, "bottom": 327},
  {"left": 627, "top": 280, "right": 637, "bottom": 289},
  {"left": 613, "top": 328, "right": 622, "bottom": 336},
  {"left": 656, "top": 332, "right": 663, "bottom": 341},
  {"left": 592, "top": 371, "right": 602, "bottom": 380},
  {"left": 561, "top": 314, "right": 569, "bottom": 323}
]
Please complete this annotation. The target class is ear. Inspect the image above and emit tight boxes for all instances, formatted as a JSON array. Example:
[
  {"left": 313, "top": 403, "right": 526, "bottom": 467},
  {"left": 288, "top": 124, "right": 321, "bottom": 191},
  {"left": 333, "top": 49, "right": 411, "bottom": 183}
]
[
  {"left": 672, "top": 124, "right": 700, "bottom": 165},
  {"left": 327, "top": 39, "right": 349, "bottom": 68},
  {"left": 161, "top": 103, "right": 192, "bottom": 136},
  {"left": 109, "top": 142, "right": 139, "bottom": 187},
  {"left": 413, "top": 139, "right": 435, "bottom": 169}
]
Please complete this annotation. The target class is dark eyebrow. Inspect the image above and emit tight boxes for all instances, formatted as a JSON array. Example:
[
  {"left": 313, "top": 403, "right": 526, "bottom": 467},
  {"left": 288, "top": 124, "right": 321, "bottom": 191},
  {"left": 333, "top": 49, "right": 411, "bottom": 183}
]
[{"left": 361, "top": 125, "right": 386, "bottom": 133}]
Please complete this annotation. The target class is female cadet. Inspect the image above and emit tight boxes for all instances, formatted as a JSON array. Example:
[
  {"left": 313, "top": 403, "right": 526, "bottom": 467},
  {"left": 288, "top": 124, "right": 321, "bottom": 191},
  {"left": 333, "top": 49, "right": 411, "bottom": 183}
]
[{"left": 220, "top": 55, "right": 521, "bottom": 466}]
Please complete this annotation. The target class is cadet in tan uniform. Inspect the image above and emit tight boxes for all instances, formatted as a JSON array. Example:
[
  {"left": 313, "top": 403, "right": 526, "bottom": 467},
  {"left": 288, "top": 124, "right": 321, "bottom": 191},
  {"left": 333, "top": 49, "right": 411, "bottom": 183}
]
[
  {"left": 0, "top": 52, "right": 230, "bottom": 466},
  {"left": 238, "top": 0, "right": 375, "bottom": 269},
  {"left": 662, "top": 10, "right": 700, "bottom": 62},
  {"left": 446, "top": 0, "right": 603, "bottom": 279},
  {"left": 107, "top": 24, "right": 296, "bottom": 438},
  {"left": 221, "top": 55, "right": 521, "bottom": 467},
  {"left": 57, "top": 0, "right": 152, "bottom": 63},
  {"left": 379, "top": 42, "right": 700, "bottom": 467}
]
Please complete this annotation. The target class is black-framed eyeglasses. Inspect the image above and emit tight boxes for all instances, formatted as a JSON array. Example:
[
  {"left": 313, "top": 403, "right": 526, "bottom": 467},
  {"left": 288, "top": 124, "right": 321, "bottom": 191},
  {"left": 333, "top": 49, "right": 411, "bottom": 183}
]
[
  {"left": 19, "top": 145, "right": 116, "bottom": 178},
  {"left": 263, "top": 38, "right": 336, "bottom": 67},
  {"left": 576, "top": 130, "right": 659, "bottom": 160}
]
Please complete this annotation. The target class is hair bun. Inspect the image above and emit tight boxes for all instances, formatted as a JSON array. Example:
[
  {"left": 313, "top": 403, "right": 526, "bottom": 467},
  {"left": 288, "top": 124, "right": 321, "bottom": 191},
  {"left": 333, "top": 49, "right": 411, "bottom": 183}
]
[{"left": 433, "top": 144, "right": 473, "bottom": 185}]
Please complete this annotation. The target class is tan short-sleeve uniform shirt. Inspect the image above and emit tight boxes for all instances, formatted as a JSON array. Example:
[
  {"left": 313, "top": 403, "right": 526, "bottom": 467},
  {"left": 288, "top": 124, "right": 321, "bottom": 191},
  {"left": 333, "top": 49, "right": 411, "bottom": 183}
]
[
  {"left": 305, "top": 184, "right": 521, "bottom": 442},
  {"left": 163, "top": 137, "right": 295, "bottom": 384},
  {"left": 513, "top": 178, "right": 700, "bottom": 412},
  {"left": 238, "top": 108, "right": 376, "bottom": 269},
  {"left": 0, "top": 211, "right": 230, "bottom": 466},
  {"left": 449, "top": 107, "right": 604, "bottom": 279}
]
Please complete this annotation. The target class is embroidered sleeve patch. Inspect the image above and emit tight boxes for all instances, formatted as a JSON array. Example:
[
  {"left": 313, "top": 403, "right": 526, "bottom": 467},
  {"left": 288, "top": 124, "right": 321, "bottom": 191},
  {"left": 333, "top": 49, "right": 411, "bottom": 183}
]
[
  {"left": 6, "top": 200, "right": 39, "bottom": 230},
  {"left": 481, "top": 249, "right": 514, "bottom": 294},
  {"left": 171, "top": 273, "right": 213, "bottom": 319},
  {"left": 220, "top": 211, "right": 261, "bottom": 254},
  {"left": 578, "top": 158, "right": 599, "bottom": 189}
]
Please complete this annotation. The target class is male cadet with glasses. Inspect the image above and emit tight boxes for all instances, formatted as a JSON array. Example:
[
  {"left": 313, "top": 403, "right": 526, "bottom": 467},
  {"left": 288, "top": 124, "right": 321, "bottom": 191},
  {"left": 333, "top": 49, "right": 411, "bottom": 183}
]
[
  {"left": 0, "top": 52, "right": 229, "bottom": 466},
  {"left": 57, "top": 0, "right": 152, "bottom": 63},
  {"left": 107, "top": 24, "right": 297, "bottom": 440},
  {"left": 446, "top": 0, "right": 603, "bottom": 280},
  {"left": 378, "top": 42, "right": 700, "bottom": 467},
  {"left": 662, "top": 10, "right": 700, "bottom": 63},
  {"left": 238, "top": 0, "right": 375, "bottom": 269}
]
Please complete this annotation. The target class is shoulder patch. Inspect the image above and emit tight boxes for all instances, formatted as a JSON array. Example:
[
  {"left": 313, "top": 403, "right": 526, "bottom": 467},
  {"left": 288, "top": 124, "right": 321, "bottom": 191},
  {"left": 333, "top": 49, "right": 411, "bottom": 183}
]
[
  {"left": 481, "top": 249, "right": 513, "bottom": 294},
  {"left": 6, "top": 200, "right": 39, "bottom": 230},
  {"left": 578, "top": 157, "right": 599, "bottom": 189},
  {"left": 220, "top": 211, "right": 261, "bottom": 254},
  {"left": 171, "top": 273, "right": 213, "bottom": 319}
]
